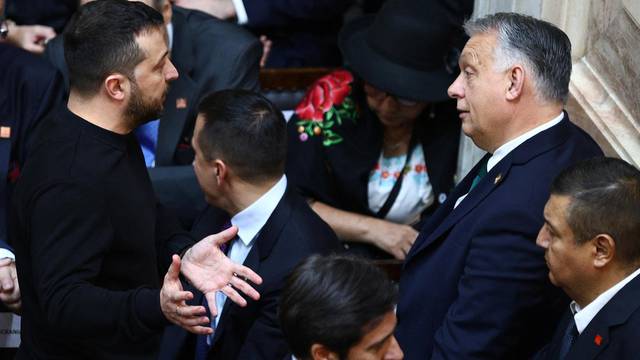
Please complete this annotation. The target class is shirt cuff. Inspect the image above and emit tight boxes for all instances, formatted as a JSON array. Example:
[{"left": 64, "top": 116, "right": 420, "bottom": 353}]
[
  {"left": 0, "top": 249, "right": 15, "bottom": 261},
  {"left": 231, "top": 0, "right": 249, "bottom": 24}
]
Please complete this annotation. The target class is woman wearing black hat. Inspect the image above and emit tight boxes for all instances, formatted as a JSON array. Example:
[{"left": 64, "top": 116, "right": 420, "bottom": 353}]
[{"left": 286, "top": 0, "right": 472, "bottom": 259}]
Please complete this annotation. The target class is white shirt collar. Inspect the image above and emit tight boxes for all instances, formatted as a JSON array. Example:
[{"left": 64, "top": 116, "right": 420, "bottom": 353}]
[
  {"left": 487, "top": 113, "right": 564, "bottom": 172},
  {"left": 231, "top": 175, "right": 287, "bottom": 246},
  {"left": 166, "top": 23, "right": 174, "bottom": 51},
  {"left": 570, "top": 267, "right": 640, "bottom": 334}
]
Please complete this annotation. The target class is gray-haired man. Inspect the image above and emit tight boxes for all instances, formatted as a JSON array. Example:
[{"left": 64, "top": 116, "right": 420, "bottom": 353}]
[{"left": 396, "top": 12, "right": 603, "bottom": 359}]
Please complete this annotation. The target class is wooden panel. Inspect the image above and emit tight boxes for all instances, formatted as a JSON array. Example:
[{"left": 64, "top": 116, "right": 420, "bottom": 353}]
[{"left": 259, "top": 67, "right": 335, "bottom": 91}]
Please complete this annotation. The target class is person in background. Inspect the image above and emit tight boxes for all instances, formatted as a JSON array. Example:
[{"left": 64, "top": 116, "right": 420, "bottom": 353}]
[
  {"left": 280, "top": 254, "right": 403, "bottom": 360},
  {"left": 535, "top": 157, "right": 640, "bottom": 359},
  {"left": 1, "top": 0, "right": 57, "bottom": 54},
  {"left": 285, "top": 0, "right": 471, "bottom": 259},
  {"left": 172, "top": 0, "right": 353, "bottom": 68},
  {"left": 0, "top": 0, "right": 66, "bottom": 313},
  {"left": 396, "top": 13, "right": 603, "bottom": 359}
]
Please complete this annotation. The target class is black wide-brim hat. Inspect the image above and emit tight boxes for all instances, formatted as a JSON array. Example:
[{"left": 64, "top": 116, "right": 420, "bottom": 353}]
[{"left": 339, "top": 0, "right": 467, "bottom": 102}]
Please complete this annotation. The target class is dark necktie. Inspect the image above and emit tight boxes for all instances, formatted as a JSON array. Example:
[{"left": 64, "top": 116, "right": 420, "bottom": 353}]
[
  {"left": 194, "top": 220, "right": 233, "bottom": 360},
  {"left": 558, "top": 318, "right": 578, "bottom": 359},
  {"left": 469, "top": 156, "right": 490, "bottom": 191}
]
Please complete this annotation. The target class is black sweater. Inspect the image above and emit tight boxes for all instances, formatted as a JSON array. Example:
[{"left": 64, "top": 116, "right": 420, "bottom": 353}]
[{"left": 11, "top": 107, "right": 194, "bottom": 359}]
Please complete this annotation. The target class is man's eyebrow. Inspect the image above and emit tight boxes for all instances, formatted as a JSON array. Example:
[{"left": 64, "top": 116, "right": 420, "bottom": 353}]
[
  {"left": 154, "top": 50, "right": 169, "bottom": 67},
  {"left": 459, "top": 50, "right": 480, "bottom": 67},
  {"left": 543, "top": 216, "right": 558, "bottom": 234},
  {"left": 365, "top": 331, "right": 394, "bottom": 351}
]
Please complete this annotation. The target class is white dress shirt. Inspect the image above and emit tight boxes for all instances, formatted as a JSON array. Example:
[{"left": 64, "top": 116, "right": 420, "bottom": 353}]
[
  {"left": 570, "top": 267, "right": 640, "bottom": 334},
  {"left": 454, "top": 113, "right": 564, "bottom": 208},
  {"left": 207, "top": 175, "right": 288, "bottom": 344},
  {"left": 231, "top": 0, "right": 250, "bottom": 24}
]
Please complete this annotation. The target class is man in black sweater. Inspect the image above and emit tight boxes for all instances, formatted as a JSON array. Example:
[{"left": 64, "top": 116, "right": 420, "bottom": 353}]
[{"left": 9, "top": 1, "right": 261, "bottom": 358}]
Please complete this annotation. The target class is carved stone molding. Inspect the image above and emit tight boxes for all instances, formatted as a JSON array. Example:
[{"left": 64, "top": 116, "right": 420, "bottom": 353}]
[{"left": 568, "top": 60, "right": 640, "bottom": 166}]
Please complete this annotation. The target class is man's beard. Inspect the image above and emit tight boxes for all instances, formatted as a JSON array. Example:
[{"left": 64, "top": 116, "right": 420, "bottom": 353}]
[{"left": 125, "top": 81, "right": 167, "bottom": 127}]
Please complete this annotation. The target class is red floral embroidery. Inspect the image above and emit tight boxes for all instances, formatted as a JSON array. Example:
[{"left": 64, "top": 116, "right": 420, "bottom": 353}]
[
  {"left": 381, "top": 171, "right": 390, "bottom": 179},
  {"left": 295, "top": 70, "right": 357, "bottom": 146}
]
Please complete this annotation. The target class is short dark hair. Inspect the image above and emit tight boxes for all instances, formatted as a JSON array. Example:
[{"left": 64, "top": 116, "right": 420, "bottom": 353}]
[
  {"left": 279, "top": 255, "right": 398, "bottom": 359},
  {"left": 550, "top": 157, "right": 640, "bottom": 265},
  {"left": 464, "top": 13, "right": 572, "bottom": 104},
  {"left": 197, "top": 89, "right": 287, "bottom": 182},
  {"left": 64, "top": 0, "right": 164, "bottom": 95}
]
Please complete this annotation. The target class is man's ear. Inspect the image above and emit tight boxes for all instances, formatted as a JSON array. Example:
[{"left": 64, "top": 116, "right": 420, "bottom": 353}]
[
  {"left": 505, "top": 65, "right": 525, "bottom": 101},
  {"left": 310, "top": 344, "right": 340, "bottom": 360},
  {"left": 213, "top": 159, "right": 228, "bottom": 185},
  {"left": 104, "top": 74, "right": 128, "bottom": 102},
  {"left": 592, "top": 234, "right": 615, "bottom": 268}
]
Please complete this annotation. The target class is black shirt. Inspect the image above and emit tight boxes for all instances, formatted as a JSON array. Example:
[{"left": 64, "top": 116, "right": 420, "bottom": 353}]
[{"left": 11, "top": 107, "right": 194, "bottom": 359}]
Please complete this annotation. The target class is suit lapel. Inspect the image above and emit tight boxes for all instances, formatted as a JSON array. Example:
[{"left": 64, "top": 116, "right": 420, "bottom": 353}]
[
  {"left": 569, "top": 274, "right": 640, "bottom": 359},
  {"left": 407, "top": 115, "right": 573, "bottom": 260},
  {"left": 210, "top": 188, "right": 295, "bottom": 346},
  {"left": 155, "top": 11, "right": 197, "bottom": 166}
]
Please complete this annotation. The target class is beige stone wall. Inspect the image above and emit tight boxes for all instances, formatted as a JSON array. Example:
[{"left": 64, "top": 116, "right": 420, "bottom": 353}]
[{"left": 457, "top": 0, "right": 640, "bottom": 180}]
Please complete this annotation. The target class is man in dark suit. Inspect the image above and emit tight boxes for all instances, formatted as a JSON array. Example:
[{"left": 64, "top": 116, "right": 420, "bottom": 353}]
[
  {"left": 160, "top": 89, "right": 341, "bottom": 359},
  {"left": 11, "top": 2, "right": 262, "bottom": 358},
  {"left": 535, "top": 157, "right": 640, "bottom": 360},
  {"left": 173, "top": 0, "right": 352, "bottom": 67},
  {"left": 0, "top": 42, "right": 65, "bottom": 313},
  {"left": 395, "top": 13, "right": 604, "bottom": 359},
  {"left": 45, "top": 0, "right": 262, "bottom": 226}
]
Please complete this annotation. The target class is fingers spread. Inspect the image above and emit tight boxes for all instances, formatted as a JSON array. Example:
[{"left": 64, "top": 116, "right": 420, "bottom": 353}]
[
  {"left": 235, "top": 265, "right": 263, "bottom": 286},
  {"left": 185, "top": 324, "right": 213, "bottom": 335},
  {"left": 229, "top": 276, "right": 259, "bottom": 301},
  {"left": 205, "top": 226, "right": 238, "bottom": 246},
  {"left": 204, "top": 292, "right": 218, "bottom": 317},
  {"left": 222, "top": 285, "right": 247, "bottom": 307},
  {"left": 166, "top": 255, "right": 181, "bottom": 280},
  {"left": 170, "top": 290, "right": 193, "bottom": 303}
]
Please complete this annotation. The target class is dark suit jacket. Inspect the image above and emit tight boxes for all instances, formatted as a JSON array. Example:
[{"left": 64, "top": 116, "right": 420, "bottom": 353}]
[
  {"left": 4, "top": 0, "right": 77, "bottom": 33},
  {"left": 241, "top": 0, "right": 352, "bottom": 67},
  {"left": 536, "top": 273, "right": 640, "bottom": 360},
  {"left": 159, "top": 186, "right": 341, "bottom": 359},
  {"left": 44, "top": 6, "right": 262, "bottom": 226},
  {"left": 395, "top": 114, "right": 603, "bottom": 359},
  {"left": 0, "top": 44, "right": 64, "bottom": 246}
]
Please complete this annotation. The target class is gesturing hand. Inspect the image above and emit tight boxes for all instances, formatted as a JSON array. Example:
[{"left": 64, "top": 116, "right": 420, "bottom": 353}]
[
  {"left": 160, "top": 255, "right": 211, "bottom": 335},
  {"left": 0, "top": 258, "right": 20, "bottom": 314},
  {"left": 180, "top": 226, "right": 262, "bottom": 316}
]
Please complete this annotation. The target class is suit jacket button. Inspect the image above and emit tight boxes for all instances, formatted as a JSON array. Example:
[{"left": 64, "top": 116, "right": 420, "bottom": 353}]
[{"left": 438, "top": 193, "right": 447, "bottom": 204}]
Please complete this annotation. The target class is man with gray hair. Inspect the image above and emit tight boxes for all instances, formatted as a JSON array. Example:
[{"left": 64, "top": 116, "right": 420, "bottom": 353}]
[{"left": 396, "top": 13, "right": 603, "bottom": 359}]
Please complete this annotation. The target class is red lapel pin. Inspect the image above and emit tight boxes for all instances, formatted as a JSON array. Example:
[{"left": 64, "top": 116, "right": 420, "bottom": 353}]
[
  {"left": 176, "top": 98, "right": 187, "bottom": 109},
  {"left": 594, "top": 334, "right": 603, "bottom": 346},
  {"left": 0, "top": 126, "right": 11, "bottom": 139}
]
